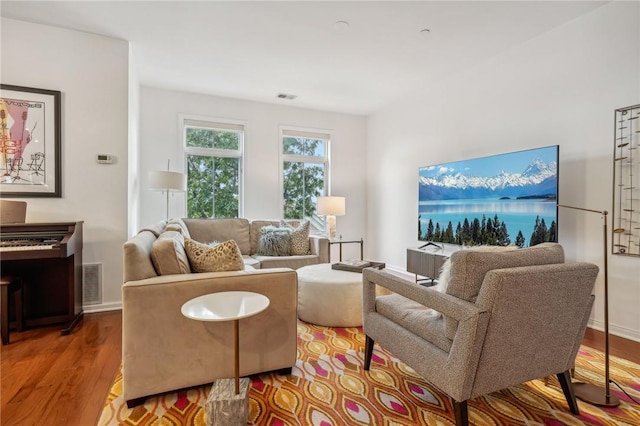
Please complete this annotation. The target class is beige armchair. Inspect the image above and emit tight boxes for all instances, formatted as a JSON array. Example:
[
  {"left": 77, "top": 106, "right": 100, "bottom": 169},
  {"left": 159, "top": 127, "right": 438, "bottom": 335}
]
[{"left": 362, "top": 243, "right": 598, "bottom": 426}]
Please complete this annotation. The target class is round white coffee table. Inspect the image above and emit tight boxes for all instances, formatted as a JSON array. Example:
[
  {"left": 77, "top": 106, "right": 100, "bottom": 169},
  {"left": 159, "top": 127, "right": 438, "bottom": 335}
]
[
  {"left": 297, "top": 263, "right": 364, "bottom": 327},
  {"left": 181, "top": 291, "right": 270, "bottom": 394}
]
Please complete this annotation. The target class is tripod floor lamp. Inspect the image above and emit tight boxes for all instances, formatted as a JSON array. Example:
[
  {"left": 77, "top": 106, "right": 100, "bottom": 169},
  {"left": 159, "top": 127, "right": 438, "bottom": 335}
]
[
  {"left": 149, "top": 160, "right": 187, "bottom": 221},
  {"left": 558, "top": 204, "right": 620, "bottom": 407}
]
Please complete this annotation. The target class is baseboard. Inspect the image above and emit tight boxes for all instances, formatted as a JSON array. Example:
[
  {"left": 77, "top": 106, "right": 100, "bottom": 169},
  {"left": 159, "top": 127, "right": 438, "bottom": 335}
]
[
  {"left": 587, "top": 319, "right": 640, "bottom": 344},
  {"left": 83, "top": 302, "right": 122, "bottom": 313}
]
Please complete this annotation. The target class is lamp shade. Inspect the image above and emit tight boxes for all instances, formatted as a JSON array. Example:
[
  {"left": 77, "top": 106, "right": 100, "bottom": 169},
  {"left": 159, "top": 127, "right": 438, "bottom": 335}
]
[
  {"left": 316, "top": 196, "right": 345, "bottom": 216},
  {"left": 148, "top": 170, "right": 187, "bottom": 192}
]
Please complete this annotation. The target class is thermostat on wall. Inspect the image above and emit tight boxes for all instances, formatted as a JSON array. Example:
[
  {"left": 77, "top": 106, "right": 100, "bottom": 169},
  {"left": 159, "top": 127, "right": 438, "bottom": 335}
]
[{"left": 96, "top": 154, "right": 114, "bottom": 164}]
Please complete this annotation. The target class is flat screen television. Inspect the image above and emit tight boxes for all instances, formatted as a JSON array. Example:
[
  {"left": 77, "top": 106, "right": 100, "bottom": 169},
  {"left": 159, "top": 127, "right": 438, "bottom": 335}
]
[{"left": 418, "top": 145, "right": 559, "bottom": 247}]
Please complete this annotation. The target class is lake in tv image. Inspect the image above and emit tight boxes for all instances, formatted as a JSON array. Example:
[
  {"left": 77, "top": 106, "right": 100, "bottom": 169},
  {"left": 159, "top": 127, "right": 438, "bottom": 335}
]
[{"left": 418, "top": 146, "right": 558, "bottom": 247}]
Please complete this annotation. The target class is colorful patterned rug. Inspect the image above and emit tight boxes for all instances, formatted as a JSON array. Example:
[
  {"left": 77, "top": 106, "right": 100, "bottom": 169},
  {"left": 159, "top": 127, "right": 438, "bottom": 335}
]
[{"left": 99, "top": 322, "right": 640, "bottom": 425}]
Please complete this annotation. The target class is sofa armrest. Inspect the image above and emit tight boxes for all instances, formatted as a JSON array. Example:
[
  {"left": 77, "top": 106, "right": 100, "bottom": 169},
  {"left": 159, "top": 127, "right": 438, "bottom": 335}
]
[
  {"left": 309, "top": 235, "right": 330, "bottom": 263},
  {"left": 122, "top": 267, "right": 298, "bottom": 401}
]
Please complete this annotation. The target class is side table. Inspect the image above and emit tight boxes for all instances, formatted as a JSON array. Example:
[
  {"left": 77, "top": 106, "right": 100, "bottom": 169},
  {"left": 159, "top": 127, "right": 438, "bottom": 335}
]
[
  {"left": 329, "top": 238, "right": 364, "bottom": 261},
  {"left": 181, "top": 291, "right": 270, "bottom": 426}
]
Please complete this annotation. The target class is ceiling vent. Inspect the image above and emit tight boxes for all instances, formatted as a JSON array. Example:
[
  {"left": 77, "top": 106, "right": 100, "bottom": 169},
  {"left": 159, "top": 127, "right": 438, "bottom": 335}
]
[{"left": 277, "top": 93, "right": 297, "bottom": 100}]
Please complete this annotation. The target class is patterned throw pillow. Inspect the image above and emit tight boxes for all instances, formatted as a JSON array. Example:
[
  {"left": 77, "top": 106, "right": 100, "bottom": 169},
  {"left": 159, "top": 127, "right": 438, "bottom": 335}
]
[
  {"left": 280, "top": 220, "right": 310, "bottom": 255},
  {"left": 184, "top": 238, "right": 244, "bottom": 273},
  {"left": 257, "top": 226, "right": 291, "bottom": 256}
]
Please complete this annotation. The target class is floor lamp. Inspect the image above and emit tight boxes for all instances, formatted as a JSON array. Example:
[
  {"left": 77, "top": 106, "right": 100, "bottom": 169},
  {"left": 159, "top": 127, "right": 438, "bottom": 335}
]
[
  {"left": 149, "top": 160, "right": 187, "bottom": 221},
  {"left": 558, "top": 204, "right": 620, "bottom": 407}
]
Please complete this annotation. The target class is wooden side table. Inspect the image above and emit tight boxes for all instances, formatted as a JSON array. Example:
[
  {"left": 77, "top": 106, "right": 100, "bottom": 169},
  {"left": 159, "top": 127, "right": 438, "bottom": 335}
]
[{"left": 329, "top": 238, "right": 364, "bottom": 261}]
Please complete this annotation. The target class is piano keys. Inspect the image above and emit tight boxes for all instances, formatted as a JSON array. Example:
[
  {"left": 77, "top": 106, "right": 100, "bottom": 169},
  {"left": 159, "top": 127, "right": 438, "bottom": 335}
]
[{"left": 0, "top": 222, "right": 83, "bottom": 335}]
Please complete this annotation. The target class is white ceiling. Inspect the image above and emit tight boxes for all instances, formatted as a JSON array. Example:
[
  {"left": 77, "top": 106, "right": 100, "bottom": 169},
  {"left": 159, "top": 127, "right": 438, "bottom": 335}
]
[{"left": 1, "top": 1, "right": 607, "bottom": 115}]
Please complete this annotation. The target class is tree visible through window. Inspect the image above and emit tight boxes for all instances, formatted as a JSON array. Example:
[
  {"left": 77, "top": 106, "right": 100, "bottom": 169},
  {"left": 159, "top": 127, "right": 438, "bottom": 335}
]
[
  {"left": 281, "top": 128, "right": 329, "bottom": 225},
  {"left": 183, "top": 118, "right": 243, "bottom": 218}
]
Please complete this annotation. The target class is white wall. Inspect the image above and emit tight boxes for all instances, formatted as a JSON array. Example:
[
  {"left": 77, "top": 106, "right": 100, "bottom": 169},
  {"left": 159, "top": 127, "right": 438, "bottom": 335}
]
[
  {"left": 367, "top": 2, "right": 640, "bottom": 341},
  {"left": 128, "top": 47, "right": 141, "bottom": 237},
  {"left": 139, "top": 87, "right": 368, "bottom": 261},
  {"left": 1, "top": 18, "right": 129, "bottom": 311}
]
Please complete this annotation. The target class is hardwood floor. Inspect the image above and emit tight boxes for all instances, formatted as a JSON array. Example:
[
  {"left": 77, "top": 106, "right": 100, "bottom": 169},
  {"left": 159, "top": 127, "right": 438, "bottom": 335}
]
[
  {"left": 1, "top": 310, "right": 638, "bottom": 426},
  {"left": 1, "top": 311, "right": 122, "bottom": 426}
]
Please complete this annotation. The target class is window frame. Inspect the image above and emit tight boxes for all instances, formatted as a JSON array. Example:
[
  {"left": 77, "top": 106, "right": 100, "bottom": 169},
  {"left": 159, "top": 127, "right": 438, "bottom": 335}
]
[
  {"left": 180, "top": 114, "right": 245, "bottom": 218},
  {"left": 279, "top": 125, "right": 332, "bottom": 225}
]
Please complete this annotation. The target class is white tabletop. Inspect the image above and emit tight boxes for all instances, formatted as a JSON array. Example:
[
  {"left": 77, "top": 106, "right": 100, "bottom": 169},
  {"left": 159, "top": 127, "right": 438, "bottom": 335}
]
[{"left": 181, "top": 291, "right": 270, "bottom": 322}]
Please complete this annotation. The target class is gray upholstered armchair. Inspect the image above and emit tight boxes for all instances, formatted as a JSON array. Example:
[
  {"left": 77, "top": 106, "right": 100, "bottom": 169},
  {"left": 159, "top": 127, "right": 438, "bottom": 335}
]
[{"left": 362, "top": 243, "right": 599, "bottom": 426}]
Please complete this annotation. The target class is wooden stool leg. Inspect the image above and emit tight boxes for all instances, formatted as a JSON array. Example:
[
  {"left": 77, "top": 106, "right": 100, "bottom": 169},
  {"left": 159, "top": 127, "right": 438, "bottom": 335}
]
[
  {"left": 13, "top": 280, "right": 24, "bottom": 332},
  {"left": 1, "top": 281, "right": 10, "bottom": 345}
]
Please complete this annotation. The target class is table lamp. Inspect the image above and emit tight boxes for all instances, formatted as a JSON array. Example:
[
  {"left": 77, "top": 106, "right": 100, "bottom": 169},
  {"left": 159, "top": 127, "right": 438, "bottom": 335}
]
[
  {"left": 316, "top": 196, "right": 345, "bottom": 239},
  {"left": 149, "top": 160, "right": 187, "bottom": 220}
]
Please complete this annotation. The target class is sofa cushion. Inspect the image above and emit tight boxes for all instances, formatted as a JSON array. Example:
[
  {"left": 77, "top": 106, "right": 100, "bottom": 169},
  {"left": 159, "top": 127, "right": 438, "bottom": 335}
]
[
  {"left": 138, "top": 220, "right": 167, "bottom": 238},
  {"left": 183, "top": 218, "right": 251, "bottom": 255},
  {"left": 243, "top": 255, "right": 261, "bottom": 269},
  {"left": 257, "top": 226, "right": 292, "bottom": 256},
  {"left": 166, "top": 218, "right": 191, "bottom": 238},
  {"left": 375, "top": 293, "right": 452, "bottom": 353},
  {"left": 150, "top": 230, "right": 191, "bottom": 276},
  {"left": 123, "top": 230, "right": 159, "bottom": 282},
  {"left": 184, "top": 238, "right": 245, "bottom": 273},
  {"left": 280, "top": 220, "right": 310, "bottom": 255},
  {"left": 252, "top": 254, "right": 318, "bottom": 270}
]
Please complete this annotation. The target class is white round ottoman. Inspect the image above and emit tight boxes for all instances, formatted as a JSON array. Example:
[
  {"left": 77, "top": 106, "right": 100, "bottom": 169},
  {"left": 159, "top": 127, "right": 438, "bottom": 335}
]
[{"left": 297, "top": 263, "right": 363, "bottom": 327}]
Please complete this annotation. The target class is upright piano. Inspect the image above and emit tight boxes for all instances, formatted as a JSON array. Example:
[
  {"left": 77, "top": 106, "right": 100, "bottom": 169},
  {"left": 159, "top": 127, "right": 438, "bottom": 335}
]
[{"left": 0, "top": 222, "right": 83, "bottom": 335}]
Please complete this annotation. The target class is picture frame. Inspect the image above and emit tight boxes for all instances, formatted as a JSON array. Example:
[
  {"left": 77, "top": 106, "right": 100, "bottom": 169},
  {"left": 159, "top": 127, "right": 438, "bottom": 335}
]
[{"left": 0, "top": 84, "right": 61, "bottom": 197}]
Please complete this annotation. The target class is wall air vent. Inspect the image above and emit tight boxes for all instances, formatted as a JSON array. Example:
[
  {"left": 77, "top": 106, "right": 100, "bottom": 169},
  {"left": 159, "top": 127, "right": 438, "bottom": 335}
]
[
  {"left": 277, "top": 93, "right": 297, "bottom": 100},
  {"left": 83, "top": 263, "right": 102, "bottom": 305}
]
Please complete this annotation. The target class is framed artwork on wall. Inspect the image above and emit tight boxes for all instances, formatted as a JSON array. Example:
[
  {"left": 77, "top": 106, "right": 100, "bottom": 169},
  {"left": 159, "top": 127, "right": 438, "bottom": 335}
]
[{"left": 0, "top": 84, "right": 61, "bottom": 197}]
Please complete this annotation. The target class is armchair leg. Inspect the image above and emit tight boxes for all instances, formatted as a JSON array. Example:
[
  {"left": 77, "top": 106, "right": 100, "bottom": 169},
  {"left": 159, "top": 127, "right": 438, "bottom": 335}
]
[
  {"left": 557, "top": 369, "right": 580, "bottom": 415},
  {"left": 453, "top": 400, "right": 468, "bottom": 426},
  {"left": 364, "top": 335, "right": 374, "bottom": 370}
]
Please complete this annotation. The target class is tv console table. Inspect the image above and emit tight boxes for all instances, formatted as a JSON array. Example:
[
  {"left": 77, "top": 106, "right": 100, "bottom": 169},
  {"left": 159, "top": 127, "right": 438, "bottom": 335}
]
[{"left": 406, "top": 243, "right": 461, "bottom": 284}]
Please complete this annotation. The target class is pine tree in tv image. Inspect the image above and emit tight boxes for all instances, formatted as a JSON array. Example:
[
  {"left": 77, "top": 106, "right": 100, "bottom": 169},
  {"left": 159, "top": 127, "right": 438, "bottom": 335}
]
[{"left": 418, "top": 146, "right": 558, "bottom": 247}]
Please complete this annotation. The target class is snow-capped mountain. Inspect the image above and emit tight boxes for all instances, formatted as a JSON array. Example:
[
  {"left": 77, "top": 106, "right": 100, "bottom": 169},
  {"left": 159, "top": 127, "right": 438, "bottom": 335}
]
[{"left": 419, "top": 159, "right": 557, "bottom": 200}]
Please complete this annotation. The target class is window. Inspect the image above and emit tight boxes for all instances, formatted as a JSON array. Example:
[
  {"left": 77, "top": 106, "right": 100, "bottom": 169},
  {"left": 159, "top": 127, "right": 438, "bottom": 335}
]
[
  {"left": 182, "top": 117, "right": 243, "bottom": 218},
  {"left": 281, "top": 127, "right": 330, "bottom": 227}
]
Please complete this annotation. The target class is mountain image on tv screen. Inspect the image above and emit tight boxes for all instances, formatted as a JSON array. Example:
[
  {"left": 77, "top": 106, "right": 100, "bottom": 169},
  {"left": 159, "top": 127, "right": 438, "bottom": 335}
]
[{"left": 418, "top": 145, "right": 559, "bottom": 247}]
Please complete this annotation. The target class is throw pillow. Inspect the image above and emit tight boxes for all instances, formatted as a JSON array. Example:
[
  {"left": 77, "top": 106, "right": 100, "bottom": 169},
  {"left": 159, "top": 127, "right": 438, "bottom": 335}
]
[
  {"left": 279, "top": 220, "right": 310, "bottom": 255},
  {"left": 257, "top": 225, "right": 292, "bottom": 256},
  {"left": 434, "top": 258, "right": 452, "bottom": 294},
  {"left": 150, "top": 230, "right": 191, "bottom": 275},
  {"left": 184, "top": 238, "right": 244, "bottom": 273}
]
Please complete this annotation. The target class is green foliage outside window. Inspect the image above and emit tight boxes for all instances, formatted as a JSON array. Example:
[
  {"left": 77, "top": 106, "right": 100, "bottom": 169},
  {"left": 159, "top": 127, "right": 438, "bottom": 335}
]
[
  {"left": 282, "top": 137, "right": 326, "bottom": 220},
  {"left": 186, "top": 128, "right": 240, "bottom": 219}
]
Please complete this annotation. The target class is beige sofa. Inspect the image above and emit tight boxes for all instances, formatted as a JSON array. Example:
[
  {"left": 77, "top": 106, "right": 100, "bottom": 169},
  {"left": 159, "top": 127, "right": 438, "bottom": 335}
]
[
  {"left": 121, "top": 218, "right": 326, "bottom": 406},
  {"left": 181, "top": 218, "right": 330, "bottom": 269}
]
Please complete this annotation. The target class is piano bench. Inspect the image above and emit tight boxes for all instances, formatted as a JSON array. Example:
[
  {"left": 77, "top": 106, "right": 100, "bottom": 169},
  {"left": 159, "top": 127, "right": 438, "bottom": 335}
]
[{"left": 1, "top": 276, "right": 24, "bottom": 345}]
